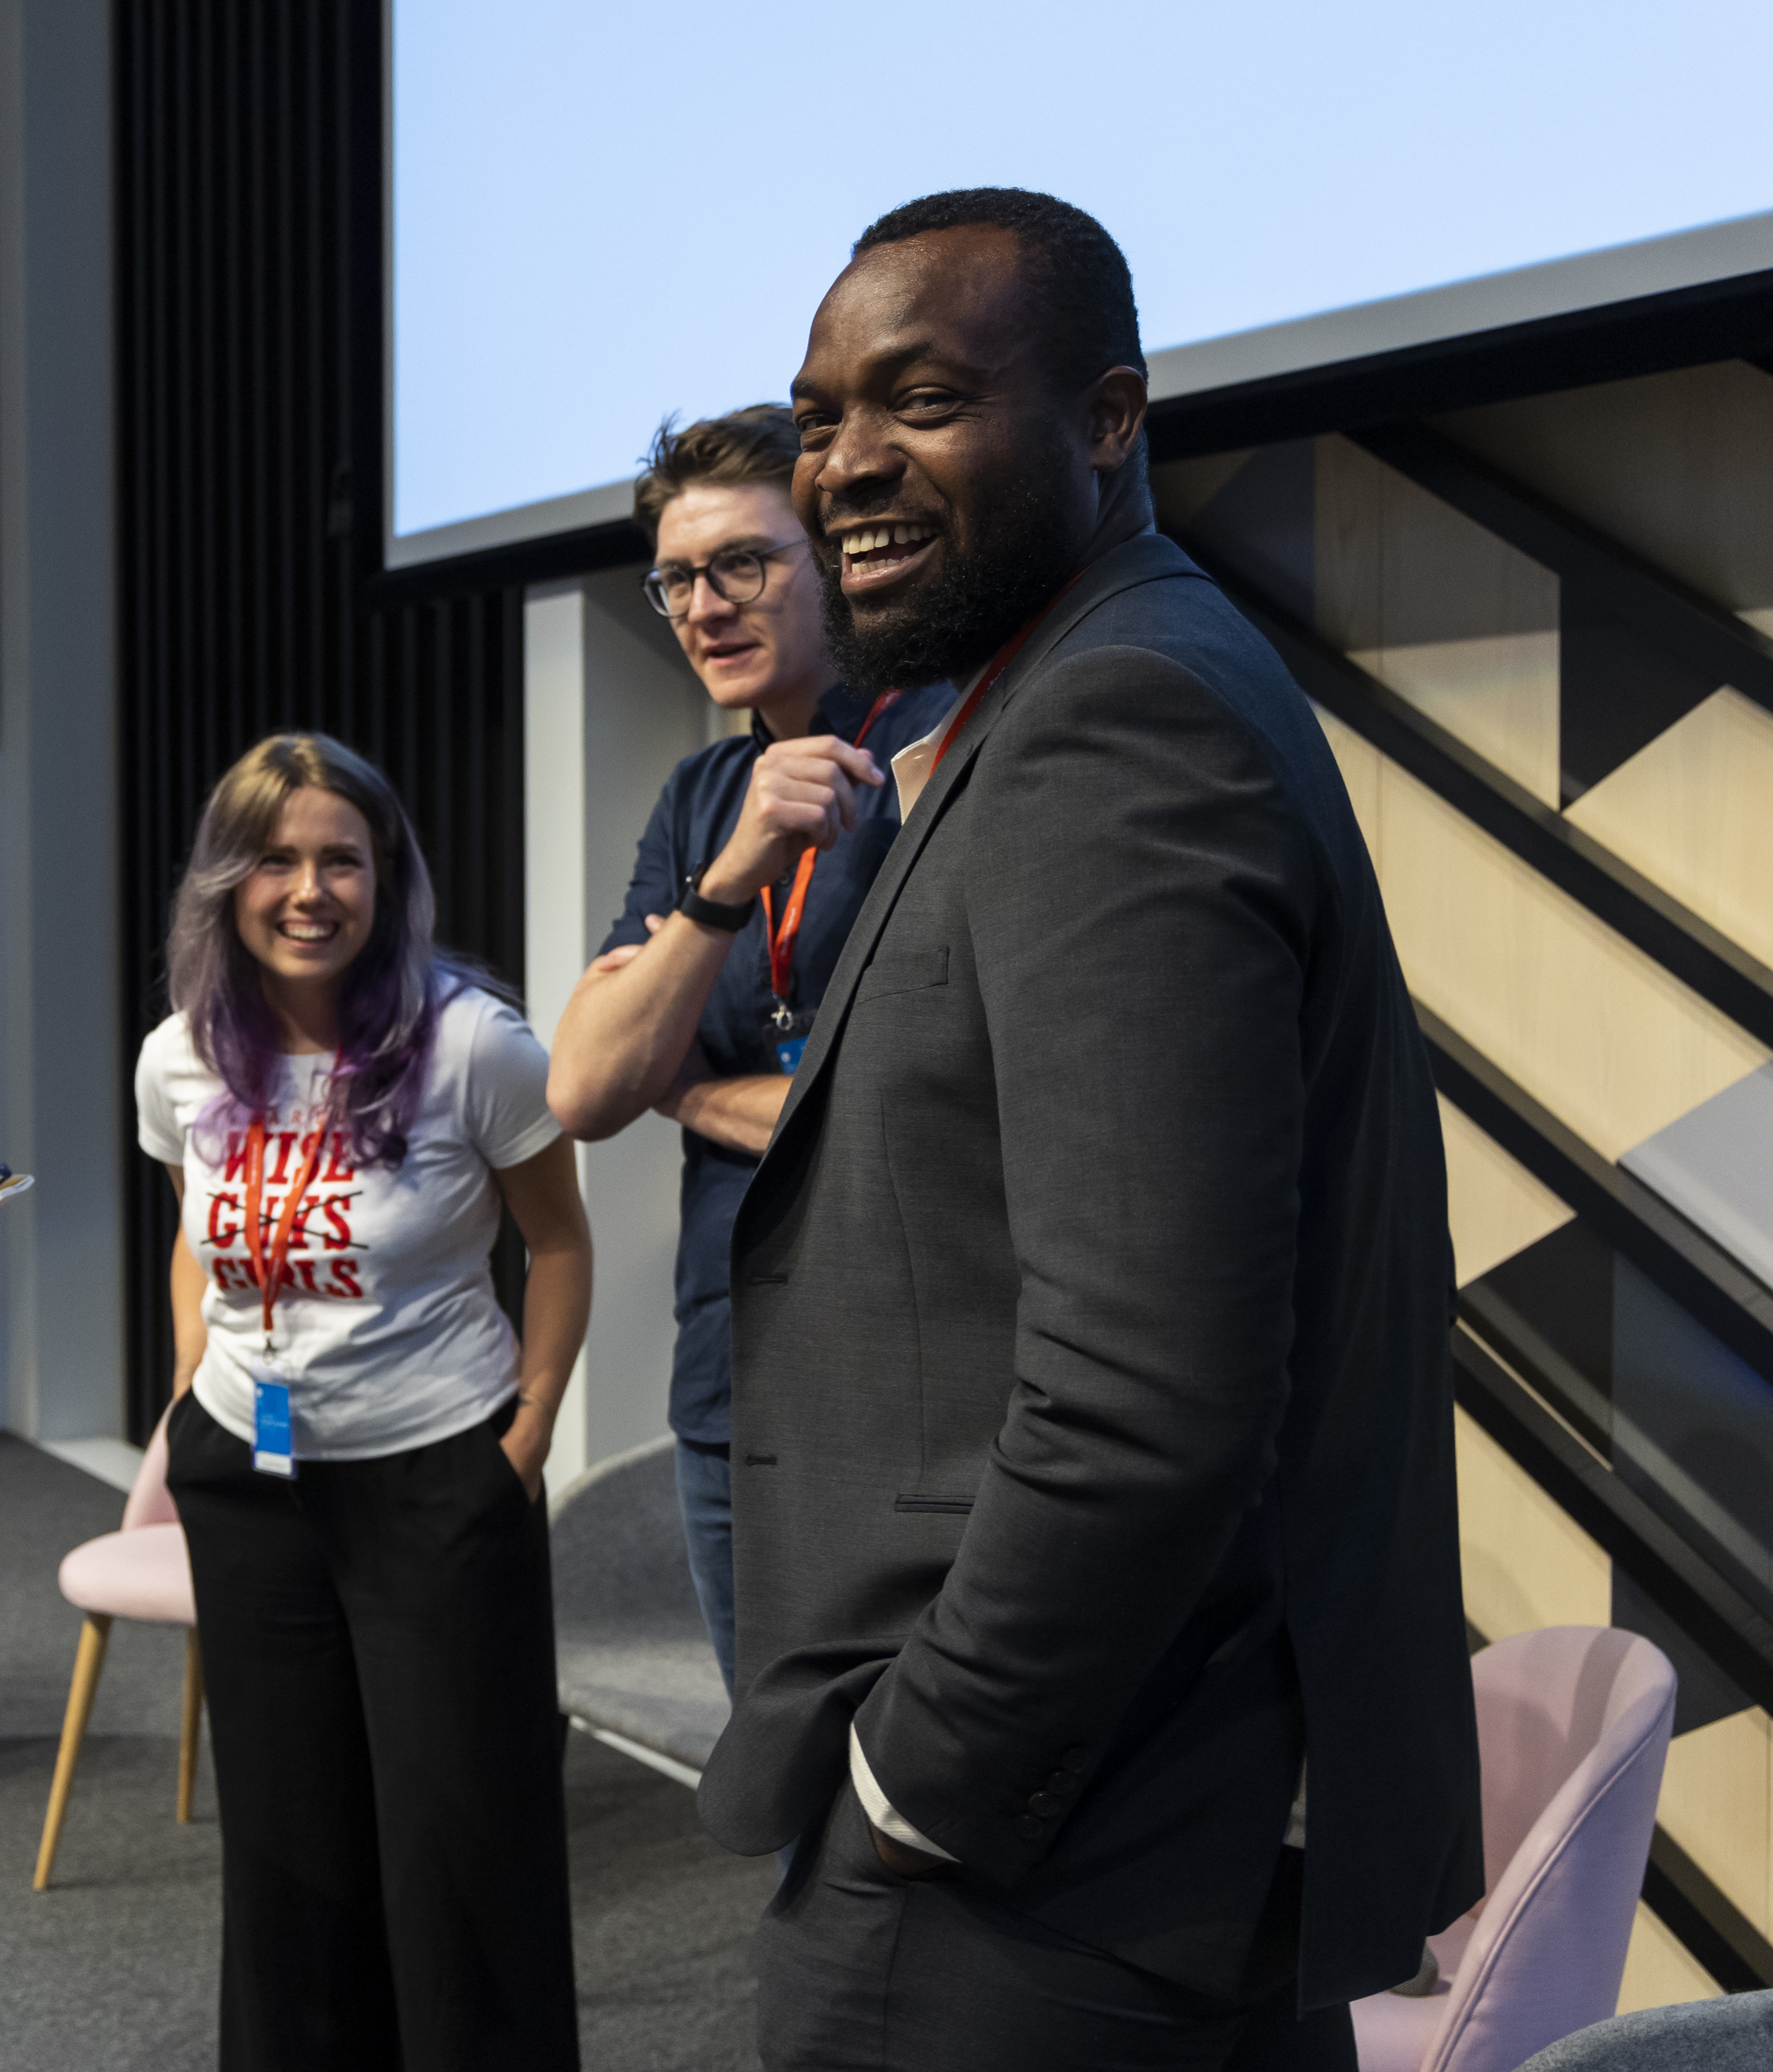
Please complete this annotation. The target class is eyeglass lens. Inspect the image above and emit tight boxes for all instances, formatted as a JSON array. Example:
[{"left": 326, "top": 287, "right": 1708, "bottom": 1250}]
[{"left": 645, "top": 548, "right": 768, "bottom": 617}]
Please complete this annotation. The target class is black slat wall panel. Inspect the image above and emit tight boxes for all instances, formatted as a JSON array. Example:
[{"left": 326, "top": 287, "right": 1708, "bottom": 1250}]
[{"left": 115, "top": 2, "right": 527, "bottom": 1441}]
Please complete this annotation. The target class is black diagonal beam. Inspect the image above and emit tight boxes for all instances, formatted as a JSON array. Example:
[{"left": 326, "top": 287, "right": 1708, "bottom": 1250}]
[
  {"left": 1348, "top": 420, "right": 1773, "bottom": 721},
  {"left": 1420, "top": 1003, "right": 1773, "bottom": 1386},
  {"left": 1643, "top": 1828, "right": 1773, "bottom": 1995},
  {"left": 1178, "top": 538, "right": 1773, "bottom": 1054},
  {"left": 1452, "top": 1324, "right": 1773, "bottom": 1729}
]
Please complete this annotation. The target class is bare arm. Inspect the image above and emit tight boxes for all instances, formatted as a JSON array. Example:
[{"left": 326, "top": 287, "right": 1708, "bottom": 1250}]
[
  {"left": 547, "top": 735, "right": 882, "bottom": 1139},
  {"left": 165, "top": 1165, "right": 207, "bottom": 1399},
  {"left": 548, "top": 911, "right": 746, "bottom": 1141},
  {"left": 492, "top": 1136, "right": 594, "bottom": 1500},
  {"left": 655, "top": 1046, "right": 791, "bottom": 1159}
]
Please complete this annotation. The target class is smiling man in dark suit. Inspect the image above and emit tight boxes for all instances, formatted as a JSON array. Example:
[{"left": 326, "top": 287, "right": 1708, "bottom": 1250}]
[{"left": 697, "top": 189, "right": 1483, "bottom": 2071}]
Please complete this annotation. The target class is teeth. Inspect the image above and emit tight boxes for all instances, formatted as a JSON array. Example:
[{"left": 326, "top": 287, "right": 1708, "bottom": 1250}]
[{"left": 841, "top": 522, "right": 935, "bottom": 558}]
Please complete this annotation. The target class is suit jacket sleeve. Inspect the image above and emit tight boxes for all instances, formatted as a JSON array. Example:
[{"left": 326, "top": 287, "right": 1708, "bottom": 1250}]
[{"left": 852, "top": 642, "right": 1321, "bottom": 1883}]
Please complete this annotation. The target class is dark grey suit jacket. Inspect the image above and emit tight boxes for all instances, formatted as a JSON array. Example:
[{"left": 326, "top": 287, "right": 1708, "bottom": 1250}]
[{"left": 698, "top": 534, "right": 1483, "bottom": 2008}]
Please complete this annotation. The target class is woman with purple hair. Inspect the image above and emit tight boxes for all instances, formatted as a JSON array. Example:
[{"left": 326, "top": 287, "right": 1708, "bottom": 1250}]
[{"left": 136, "top": 733, "right": 588, "bottom": 2070}]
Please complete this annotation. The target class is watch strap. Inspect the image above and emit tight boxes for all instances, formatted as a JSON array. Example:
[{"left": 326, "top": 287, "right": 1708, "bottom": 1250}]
[{"left": 678, "top": 872, "right": 754, "bottom": 933}]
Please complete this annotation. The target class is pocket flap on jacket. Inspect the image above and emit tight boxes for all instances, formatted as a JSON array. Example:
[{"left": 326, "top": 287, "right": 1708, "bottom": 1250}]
[{"left": 855, "top": 945, "right": 950, "bottom": 1004}]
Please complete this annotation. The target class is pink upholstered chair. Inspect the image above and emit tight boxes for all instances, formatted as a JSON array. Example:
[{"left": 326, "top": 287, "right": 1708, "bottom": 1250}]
[
  {"left": 1353, "top": 1627, "right": 1676, "bottom": 2072},
  {"left": 33, "top": 1403, "right": 203, "bottom": 1890}
]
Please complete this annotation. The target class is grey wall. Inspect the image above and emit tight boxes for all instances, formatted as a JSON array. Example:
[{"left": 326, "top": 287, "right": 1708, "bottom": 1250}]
[
  {"left": 524, "top": 567, "right": 712, "bottom": 1476},
  {"left": 0, "top": 0, "right": 124, "bottom": 1440},
  {"left": 579, "top": 568, "right": 712, "bottom": 1466}
]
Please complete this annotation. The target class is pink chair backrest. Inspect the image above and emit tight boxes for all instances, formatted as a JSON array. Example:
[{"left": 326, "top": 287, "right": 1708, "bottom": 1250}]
[
  {"left": 121, "top": 1402, "right": 182, "bottom": 1531},
  {"left": 1427, "top": 1627, "right": 1676, "bottom": 2072}
]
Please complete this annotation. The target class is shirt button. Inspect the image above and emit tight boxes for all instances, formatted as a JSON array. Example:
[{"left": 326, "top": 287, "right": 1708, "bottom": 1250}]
[
  {"left": 1060, "top": 1746, "right": 1088, "bottom": 1774},
  {"left": 1015, "top": 1815, "right": 1045, "bottom": 1841},
  {"left": 1028, "top": 1791, "right": 1063, "bottom": 1816}
]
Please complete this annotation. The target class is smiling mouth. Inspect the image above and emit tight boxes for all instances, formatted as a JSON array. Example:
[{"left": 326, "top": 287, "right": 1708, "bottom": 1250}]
[
  {"left": 838, "top": 521, "right": 939, "bottom": 592},
  {"left": 278, "top": 919, "right": 338, "bottom": 945}
]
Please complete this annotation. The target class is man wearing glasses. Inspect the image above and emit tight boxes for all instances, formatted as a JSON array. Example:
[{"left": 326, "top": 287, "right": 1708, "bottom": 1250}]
[{"left": 548, "top": 405, "right": 953, "bottom": 1692}]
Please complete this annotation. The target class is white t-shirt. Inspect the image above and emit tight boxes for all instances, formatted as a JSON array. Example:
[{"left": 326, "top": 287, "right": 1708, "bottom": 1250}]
[{"left": 136, "top": 987, "right": 562, "bottom": 1460}]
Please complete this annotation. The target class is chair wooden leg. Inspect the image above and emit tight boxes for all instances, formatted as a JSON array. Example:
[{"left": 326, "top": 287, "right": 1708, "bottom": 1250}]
[
  {"left": 177, "top": 1629, "right": 204, "bottom": 1823},
  {"left": 33, "top": 1614, "right": 112, "bottom": 1891}
]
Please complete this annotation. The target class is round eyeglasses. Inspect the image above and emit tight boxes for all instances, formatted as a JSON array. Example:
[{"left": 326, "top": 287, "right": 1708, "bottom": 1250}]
[{"left": 642, "top": 539, "right": 808, "bottom": 619}]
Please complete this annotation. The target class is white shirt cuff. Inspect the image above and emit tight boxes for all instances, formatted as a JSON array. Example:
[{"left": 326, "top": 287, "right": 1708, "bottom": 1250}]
[
  {"left": 1284, "top": 1759, "right": 1307, "bottom": 1849},
  {"left": 848, "top": 1723, "right": 959, "bottom": 1862}
]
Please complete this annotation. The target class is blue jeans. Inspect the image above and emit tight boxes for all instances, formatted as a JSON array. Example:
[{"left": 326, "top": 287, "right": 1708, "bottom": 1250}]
[{"left": 675, "top": 1437, "right": 735, "bottom": 1696}]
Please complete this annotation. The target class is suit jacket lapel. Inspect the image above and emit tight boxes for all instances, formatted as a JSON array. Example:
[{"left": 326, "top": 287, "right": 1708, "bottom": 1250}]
[{"left": 765, "top": 533, "right": 1196, "bottom": 1148}]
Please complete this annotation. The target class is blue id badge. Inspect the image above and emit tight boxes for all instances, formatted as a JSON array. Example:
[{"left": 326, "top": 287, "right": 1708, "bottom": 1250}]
[
  {"left": 775, "top": 1034, "right": 808, "bottom": 1075},
  {"left": 252, "top": 1377, "right": 296, "bottom": 1478}
]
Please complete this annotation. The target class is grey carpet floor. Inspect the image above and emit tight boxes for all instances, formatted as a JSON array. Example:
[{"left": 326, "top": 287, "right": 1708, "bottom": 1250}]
[{"left": 0, "top": 1435, "right": 772, "bottom": 2071}]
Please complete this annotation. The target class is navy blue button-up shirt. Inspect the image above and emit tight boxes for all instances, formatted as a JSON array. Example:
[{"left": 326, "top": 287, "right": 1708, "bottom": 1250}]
[{"left": 598, "top": 678, "right": 956, "bottom": 1445}]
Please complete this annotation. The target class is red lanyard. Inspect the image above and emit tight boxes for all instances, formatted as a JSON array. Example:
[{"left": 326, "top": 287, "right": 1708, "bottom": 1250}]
[
  {"left": 929, "top": 572, "right": 1085, "bottom": 778},
  {"left": 242, "top": 1115, "right": 326, "bottom": 1348},
  {"left": 759, "top": 688, "right": 903, "bottom": 1014}
]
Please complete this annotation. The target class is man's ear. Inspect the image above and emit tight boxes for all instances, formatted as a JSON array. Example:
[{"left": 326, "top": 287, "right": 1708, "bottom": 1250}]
[{"left": 1085, "top": 367, "right": 1148, "bottom": 474}]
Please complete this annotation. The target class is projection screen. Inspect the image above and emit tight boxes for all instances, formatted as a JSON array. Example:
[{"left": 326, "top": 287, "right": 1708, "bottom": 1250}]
[{"left": 388, "top": 0, "right": 1773, "bottom": 568}]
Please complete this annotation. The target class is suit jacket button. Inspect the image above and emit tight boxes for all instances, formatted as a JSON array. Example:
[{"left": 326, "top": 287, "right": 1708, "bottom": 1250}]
[
  {"left": 1015, "top": 1815, "right": 1045, "bottom": 1840},
  {"left": 1059, "top": 1746, "right": 1088, "bottom": 1774},
  {"left": 1028, "top": 1791, "right": 1063, "bottom": 1816}
]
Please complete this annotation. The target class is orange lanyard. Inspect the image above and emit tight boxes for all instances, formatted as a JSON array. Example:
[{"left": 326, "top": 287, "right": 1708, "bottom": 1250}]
[
  {"left": 759, "top": 688, "right": 903, "bottom": 1018},
  {"left": 929, "top": 572, "right": 1085, "bottom": 779},
  {"left": 242, "top": 1115, "right": 326, "bottom": 1348}
]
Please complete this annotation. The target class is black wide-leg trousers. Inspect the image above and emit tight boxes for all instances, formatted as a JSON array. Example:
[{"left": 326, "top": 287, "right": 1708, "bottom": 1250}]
[
  {"left": 167, "top": 1391, "right": 579, "bottom": 2072},
  {"left": 756, "top": 1781, "right": 1358, "bottom": 2072}
]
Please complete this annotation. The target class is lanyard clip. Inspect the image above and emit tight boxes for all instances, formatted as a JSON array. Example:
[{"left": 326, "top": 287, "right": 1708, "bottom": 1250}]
[{"left": 770, "top": 998, "right": 796, "bottom": 1031}]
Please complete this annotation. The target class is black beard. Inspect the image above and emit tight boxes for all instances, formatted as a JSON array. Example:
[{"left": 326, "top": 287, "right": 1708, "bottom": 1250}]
[{"left": 816, "top": 452, "right": 1079, "bottom": 699}]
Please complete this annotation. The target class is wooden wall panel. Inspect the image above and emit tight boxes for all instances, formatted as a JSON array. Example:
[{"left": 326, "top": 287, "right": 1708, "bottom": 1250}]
[
  {"left": 1379, "top": 763, "right": 1765, "bottom": 1160},
  {"left": 1307, "top": 705, "right": 1765, "bottom": 1160},
  {"left": 1439, "top": 1095, "right": 1573, "bottom": 1286},
  {"left": 1309, "top": 700, "right": 1381, "bottom": 856},
  {"left": 1288, "top": 359, "right": 1773, "bottom": 2014},
  {"left": 1616, "top": 1904, "right": 1723, "bottom": 2013},
  {"left": 1316, "top": 435, "right": 1562, "bottom": 806},
  {"left": 1435, "top": 362, "right": 1773, "bottom": 639},
  {"left": 1455, "top": 1407, "right": 1613, "bottom": 1639},
  {"left": 1567, "top": 686, "right": 1773, "bottom": 974},
  {"left": 1658, "top": 1707, "right": 1773, "bottom": 1940},
  {"left": 1458, "top": 1399, "right": 1767, "bottom": 2005},
  {"left": 1149, "top": 450, "right": 1253, "bottom": 528}
]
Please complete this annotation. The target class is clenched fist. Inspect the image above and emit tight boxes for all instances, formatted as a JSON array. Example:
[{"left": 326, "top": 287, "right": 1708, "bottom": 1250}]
[{"left": 698, "top": 736, "right": 885, "bottom": 904}]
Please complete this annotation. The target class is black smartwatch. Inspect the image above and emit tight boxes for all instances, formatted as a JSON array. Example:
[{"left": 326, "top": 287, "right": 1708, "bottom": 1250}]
[{"left": 678, "top": 866, "right": 755, "bottom": 933}]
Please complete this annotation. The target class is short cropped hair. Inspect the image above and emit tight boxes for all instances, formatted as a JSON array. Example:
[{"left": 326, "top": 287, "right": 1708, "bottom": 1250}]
[
  {"left": 632, "top": 404, "right": 801, "bottom": 546},
  {"left": 853, "top": 188, "right": 1146, "bottom": 394}
]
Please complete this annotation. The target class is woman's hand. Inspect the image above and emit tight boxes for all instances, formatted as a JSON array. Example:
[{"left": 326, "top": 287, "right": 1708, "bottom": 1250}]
[
  {"left": 492, "top": 1137, "right": 592, "bottom": 1504},
  {"left": 500, "top": 1394, "right": 556, "bottom": 1502}
]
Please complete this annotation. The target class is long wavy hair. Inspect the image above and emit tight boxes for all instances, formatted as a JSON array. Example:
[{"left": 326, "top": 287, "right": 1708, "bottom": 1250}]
[{"left": 168, "top": 734, "right": 483, "bottom": 1168}]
